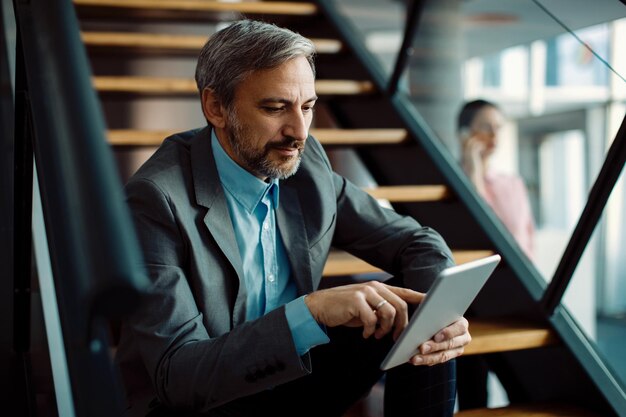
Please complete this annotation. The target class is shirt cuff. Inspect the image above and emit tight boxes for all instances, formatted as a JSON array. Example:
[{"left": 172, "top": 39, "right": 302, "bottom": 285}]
[{"left": 285, "top": 295, "right": 330, "bottom": 356}]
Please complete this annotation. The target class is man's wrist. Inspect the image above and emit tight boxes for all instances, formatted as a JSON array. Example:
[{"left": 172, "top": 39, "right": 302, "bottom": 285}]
[{"left": 285, "top": 296, "right": 329, "bottom": 356}]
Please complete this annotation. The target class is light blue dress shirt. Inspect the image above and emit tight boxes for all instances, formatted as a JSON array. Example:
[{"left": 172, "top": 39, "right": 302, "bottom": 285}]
[{"left": 211, "top": 131, "right": 329, "bottom": 355}]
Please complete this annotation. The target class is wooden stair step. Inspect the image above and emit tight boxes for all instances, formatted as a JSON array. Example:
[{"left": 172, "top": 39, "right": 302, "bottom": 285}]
[
  {"left": 74, "top": 0, "right": 318, "bottom": 16},
  {"left": 81, "top": 31, "right": 343, "bottom": 54},
  {"left": 323, "top": 250, "right": 495, "bottom": 277},
  {"left": 464, "top": 318, "right": 559, "bottom": 356},
  {"left": 311, "top": 129, "right": 407, "bottom": 145},
  {"left": 455, "top": 403, "right": 602, "bottom": 417},
  {"left": 107, "top": 129, "right": 408, "bottom": 147},
  {"left": 364, "top": 185, "right": 450, "bottom": 202},
  {"left": 93, "top": 76, "right": 375, "bottom": 95}
]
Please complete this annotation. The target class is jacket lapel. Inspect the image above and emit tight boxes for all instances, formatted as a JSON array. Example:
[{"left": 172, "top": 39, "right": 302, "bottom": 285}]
[
  {"left": 277, "top": 184, "right": 314, "bottom": 296},
  {"left": 190, "top": 128, "right": 247, "bottom": 326}
]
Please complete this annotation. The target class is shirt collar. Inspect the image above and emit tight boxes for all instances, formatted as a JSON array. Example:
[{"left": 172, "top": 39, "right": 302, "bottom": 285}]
[{"left": 211, "top": 130, "right": 279, "bottom": 214}]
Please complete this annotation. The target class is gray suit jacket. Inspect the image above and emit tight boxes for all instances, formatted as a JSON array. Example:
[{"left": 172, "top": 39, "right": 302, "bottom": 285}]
[{"left": 117, "top": 127, "right": 454, "bottom": 415}]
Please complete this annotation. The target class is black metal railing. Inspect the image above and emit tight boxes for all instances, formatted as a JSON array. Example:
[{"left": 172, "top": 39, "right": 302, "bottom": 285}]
[
  {"left": 541, "top": 117, "right": 626, "bottom": 313},
  {"left": 316, "top": 0, "right": 626, "bottom": 414},
  {"left": 1, "top": 0, "right": 25, "bottom": 413},
  {"left": 8, "top": 0, "right": 149, "bottom": 415},
  {"left": 316, "top": 0, "right": 545, "bottom": 296},
  {"left": 318, "top": 0, "right": 626, "bottom": 326},
  {"left": 387, "top": 0, "right": 426, "bottom": 96}
]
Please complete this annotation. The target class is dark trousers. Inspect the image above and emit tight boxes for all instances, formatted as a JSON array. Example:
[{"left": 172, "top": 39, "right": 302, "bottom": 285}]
[
  {"left": 205, "top": 326, "right": 456, "bottom": 417},
  {"left": 456, "top": 354, "right": 526, "bottom": 410},
  {"left": 456, "top": 356, "right": 489, "bottom": 409}
]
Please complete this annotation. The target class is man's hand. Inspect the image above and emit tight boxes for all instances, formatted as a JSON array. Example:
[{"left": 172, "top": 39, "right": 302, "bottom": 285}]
[
  {"left": 409, "top": 317, "right": 471, "bottom": 366},
  {"left": 304, "top": 281, "right": 425, "bottom": 340}
]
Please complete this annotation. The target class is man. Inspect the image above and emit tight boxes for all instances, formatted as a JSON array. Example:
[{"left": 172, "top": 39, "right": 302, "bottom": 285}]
[{"left": 117, "top": 20, "right": 471, "bottom": 417}]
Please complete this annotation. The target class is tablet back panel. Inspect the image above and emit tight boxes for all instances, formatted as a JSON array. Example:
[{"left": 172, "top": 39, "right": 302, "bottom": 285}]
[{"left": 380, "top": 254, "right": 501, "bottom": 370}]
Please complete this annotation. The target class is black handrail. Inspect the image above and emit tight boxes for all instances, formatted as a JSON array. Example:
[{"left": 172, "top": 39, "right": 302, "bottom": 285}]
[
  {"left": 387, "top": 0, "right": 427, "bottom": 96},
  {"left": 316, "top": 0, "right": 546, "bottom": 299},
  {"left": 542, "top": 114, "right": 626, "bottom": 314},
  {"left": 313, "top": 0, "right": 626, "bottom": 414},
  {"left": 12, "top": 0, "right": 149, "bottom": 415},
  {"left": 1, "top": 2, "right": 29, "bottom": 414}
]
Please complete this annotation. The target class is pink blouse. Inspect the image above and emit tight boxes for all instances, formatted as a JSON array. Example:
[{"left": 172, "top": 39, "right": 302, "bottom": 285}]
[{"left": 481, "top": 172, "right": 535, "bottom": 260}]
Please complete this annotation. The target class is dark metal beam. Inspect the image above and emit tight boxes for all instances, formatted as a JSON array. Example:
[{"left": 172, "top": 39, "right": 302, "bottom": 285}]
[
  {"left": 12, "top": 0, "right": 149, "bottom": 414},
  {"left": 387, "top": 0, "right": 427, "bottom": 96},
  {"left": 541, "top": 112, "right": 626, "bottom": 314},
  {"left": 1, "top": 1, "right": 32, "bottom": 414}
]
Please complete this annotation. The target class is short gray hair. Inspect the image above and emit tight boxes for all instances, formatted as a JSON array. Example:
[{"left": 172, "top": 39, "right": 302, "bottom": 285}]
[{"left": 195, "top": 20, "right": 316, "bottom": 110}]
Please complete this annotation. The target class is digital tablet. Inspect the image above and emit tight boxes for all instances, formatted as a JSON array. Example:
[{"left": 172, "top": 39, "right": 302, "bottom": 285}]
[{"left": 380, "top": 254, "right": 501, "bottom": 371}]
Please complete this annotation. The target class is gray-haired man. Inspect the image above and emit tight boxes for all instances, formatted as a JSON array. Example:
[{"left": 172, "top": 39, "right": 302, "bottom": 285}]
[{"left": 117, "top": 20, "right": 469, "bottom": 417}]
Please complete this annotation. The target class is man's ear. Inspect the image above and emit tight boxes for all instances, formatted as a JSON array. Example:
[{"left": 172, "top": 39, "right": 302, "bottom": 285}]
[{"left": 201, "top": 88, "right": 226, "bottom": 128}]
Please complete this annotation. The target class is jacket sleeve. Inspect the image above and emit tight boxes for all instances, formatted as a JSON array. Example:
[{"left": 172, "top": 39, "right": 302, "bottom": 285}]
[
  {"left": 308, "top": 138, "right": 455, "bottom": 292},
  {"left": 124, "top": 177, "right": 312, "bottom": 413}
]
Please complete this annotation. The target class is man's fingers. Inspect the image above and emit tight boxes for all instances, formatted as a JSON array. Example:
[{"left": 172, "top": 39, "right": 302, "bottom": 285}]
[
  {"left": 361, "top": 285, "right": 395, "bottom": 339},
  {"left": 369, "top": 283, "right": 424, "bottom": 340},
  {"left": 413, "top": 316, "right": 471, "bottom": 365},
  {"left": 434, "top": 317, "right": 469, "bottom": 342},
  {"left": 374, "top": 302, "right": 396, "bottom": 339},
  {"left": 420, "top": 318, "right": 472, "bottom": 355},
  {"left": 411, "top": 346, "right": 465, "bottom": 366},
  {"left": 420, "top": 333, "right": 471, "bottom": 357},
  {"left": 375, "top": 286, "right": 410, "bottom": 340},
  {"left": 365, "top": 282, "right": 412, "bottom": 339},
  {"left": 386, "top": 285, "right": 425, "bottom": 304},
  {"left": 305, "top": 282, "right": 427, "bottom": 340},
  {"left": 361, "top": 306, "right": 378, "bottom": 339}
]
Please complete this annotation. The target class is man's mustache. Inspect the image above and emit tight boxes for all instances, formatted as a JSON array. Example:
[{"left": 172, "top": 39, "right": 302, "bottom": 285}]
[{"left": 268, "top": 137, "right": 305, "bottom": 152}]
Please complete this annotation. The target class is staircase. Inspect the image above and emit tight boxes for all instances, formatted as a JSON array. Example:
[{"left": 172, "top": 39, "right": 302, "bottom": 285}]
[{"left": 71, "top": 1, "right": 620, "bottom": 416}]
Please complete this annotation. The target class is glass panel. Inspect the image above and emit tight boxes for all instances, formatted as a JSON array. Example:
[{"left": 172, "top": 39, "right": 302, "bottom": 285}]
[
  {"left": 329, "top": 0, "right": 626, "bottom": 402},
  {"left": 332, "top": 0, "right": 407, "bottom": 76},
  {"left": 564, "top": 163, "right": 626, "bottom": 388},
  {"left": 545, "top": 25, "right": 610, "bottom": 87},
  {"left": 533, "top": 129, "right": 587, "bottom": 275},
  {"left": 399, "top": 0, "right": 626, "bottom": 281}
]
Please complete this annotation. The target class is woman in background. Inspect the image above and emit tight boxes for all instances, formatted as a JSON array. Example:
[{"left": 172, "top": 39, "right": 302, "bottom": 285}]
[
  {"left": 456, "top": 99, "right": 535, "bottom": 409},
  {"left": 458, "top": 99, "right": 534, "bottom": 259}
]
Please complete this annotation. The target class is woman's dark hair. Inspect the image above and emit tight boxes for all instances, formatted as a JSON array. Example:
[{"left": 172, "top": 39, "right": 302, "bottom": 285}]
[{"left": 457, "top": 99, "right": 500, "bottom": 133}]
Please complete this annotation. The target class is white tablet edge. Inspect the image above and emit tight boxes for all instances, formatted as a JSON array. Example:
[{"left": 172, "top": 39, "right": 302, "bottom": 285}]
[{"left": 380, "top": 254, "right": 501, "bottom": 371}]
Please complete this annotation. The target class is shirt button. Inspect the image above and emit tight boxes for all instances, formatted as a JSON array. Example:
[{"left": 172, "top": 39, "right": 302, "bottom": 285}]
[
  {"left": 267, "top": 274, "right": 275, "bottom": 282},
  {"left": 263, "top": 223, "right": 269, "bottom": 231}
]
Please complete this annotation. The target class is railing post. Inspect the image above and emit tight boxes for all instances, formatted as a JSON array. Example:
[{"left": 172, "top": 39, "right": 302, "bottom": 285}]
[
  {"left": 11, "top": 0, "right": 150, "bottom": 414},
  {"left": 541, "top": 113, "right": 626, "bottom": 314},
  {"left": 1, "top": 0, "right": 32, "bottom": 414},
  {"left": 387, "top": 0, "right": 427, "bottom": 96}
]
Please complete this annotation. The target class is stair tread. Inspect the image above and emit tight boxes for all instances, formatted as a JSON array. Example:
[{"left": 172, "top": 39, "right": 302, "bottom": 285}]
[
  {"left": 455, "top": 403, "right": 602, "bottom": 417},
  {"left": 107, "top": 129, "right": 408, "bottom": 146},
  {"left": 309, "top": 128, "right": 408, "bottom": 145},
  {"left": 323, "top": 250, "right": 495, "bottom": 277},
  {"left": 93, "top": 76, "right": 375, "bottom": 95},
  {"left": 74, "top": 0, "right": 318, "bottom": 16},
  {"left": 364, "top": 185, "right": 450, "bottom": 202},
  {"left": 464, "top": 317, "right": 559, "bottom": 355},
  {"left": 81, "top": 31, "right": 342, "bottom": 54}
]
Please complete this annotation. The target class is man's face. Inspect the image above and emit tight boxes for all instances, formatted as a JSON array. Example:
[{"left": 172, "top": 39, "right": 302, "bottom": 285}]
[{"left": 217, "top": 56, "right": 317, "bottom": 180}]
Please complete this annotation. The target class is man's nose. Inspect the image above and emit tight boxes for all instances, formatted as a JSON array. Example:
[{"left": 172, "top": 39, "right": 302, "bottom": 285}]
[{"left": 283, "top": 110, "right": 309, "bottom": 142}]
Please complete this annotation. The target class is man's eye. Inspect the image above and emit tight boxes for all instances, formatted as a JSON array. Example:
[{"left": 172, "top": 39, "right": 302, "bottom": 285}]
[
  {"left": 263, "top": 107, "right": 284, "bottom": 113},
  {"left": 302, "top": 106, "right": 315, "bottom": 113}
]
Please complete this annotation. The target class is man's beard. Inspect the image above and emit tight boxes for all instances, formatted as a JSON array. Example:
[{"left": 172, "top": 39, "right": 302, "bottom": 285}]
[{"left": 225, "top": 112, "right": 304, "bottom": 180}]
